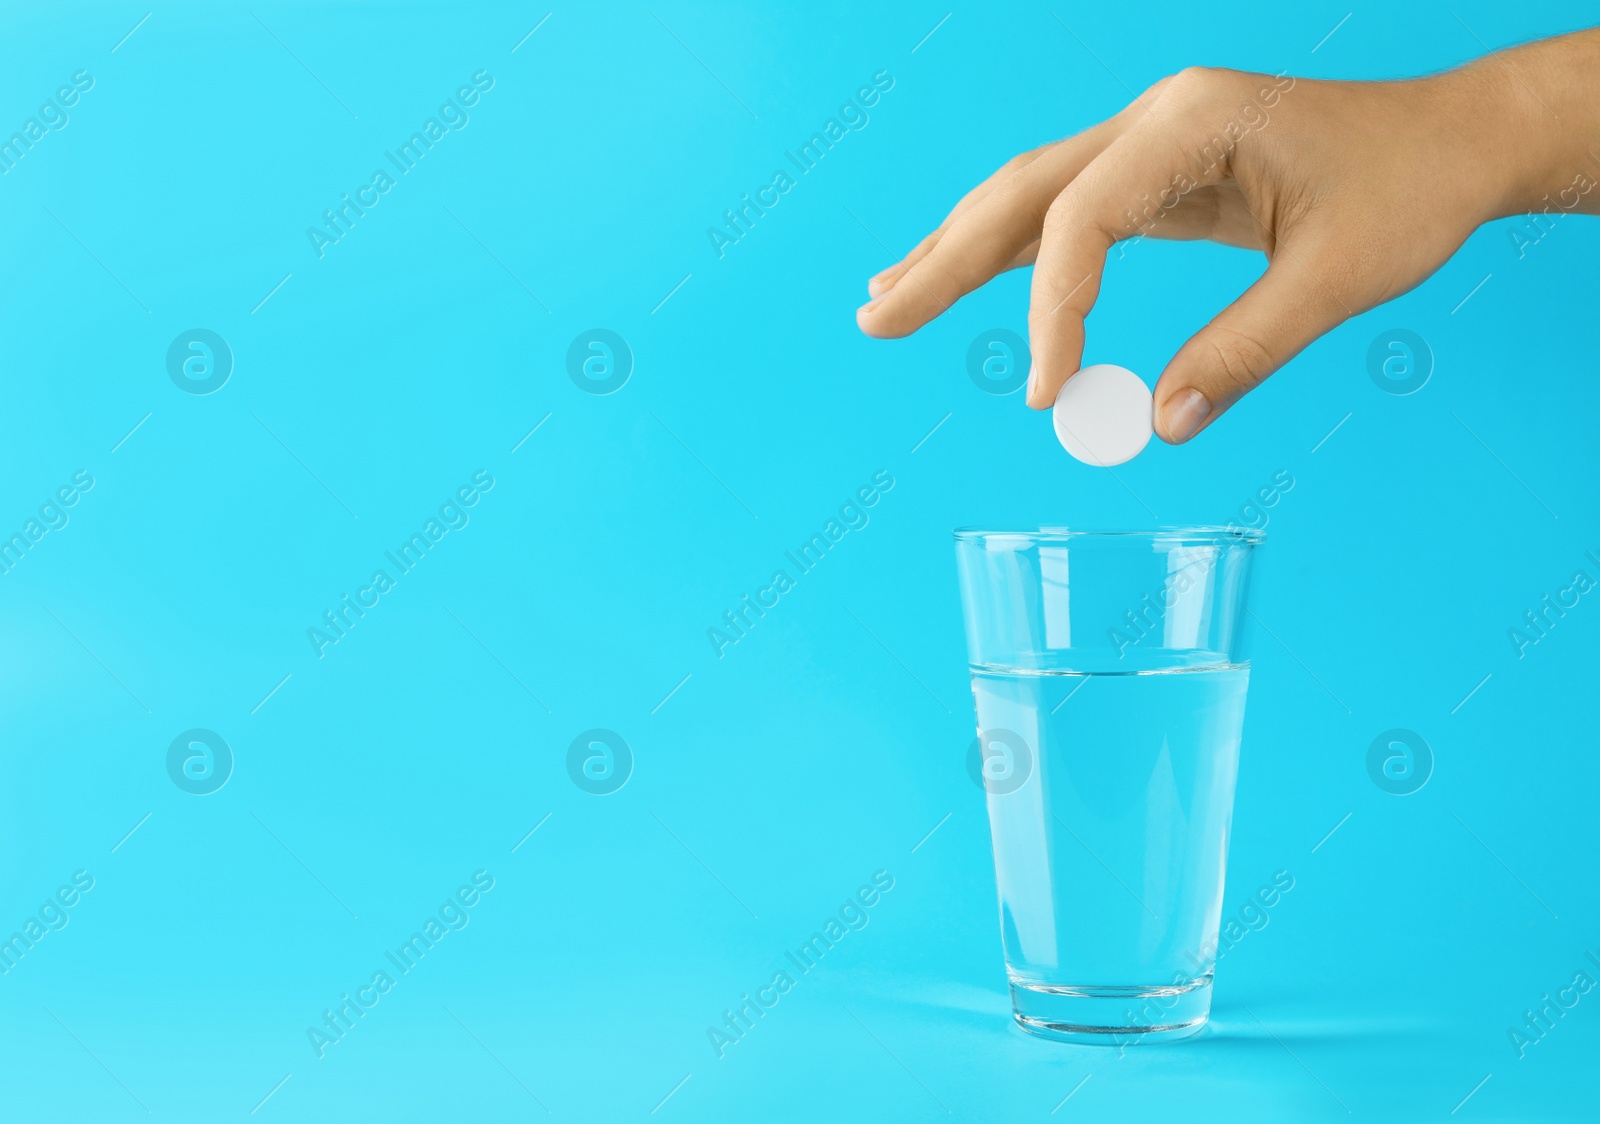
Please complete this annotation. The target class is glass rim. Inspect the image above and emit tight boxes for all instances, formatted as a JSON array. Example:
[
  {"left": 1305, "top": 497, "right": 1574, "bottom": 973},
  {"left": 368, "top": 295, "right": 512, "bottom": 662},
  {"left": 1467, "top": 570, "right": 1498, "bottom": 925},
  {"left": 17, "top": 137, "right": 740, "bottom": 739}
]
[{"left": 953, "top": 524, "right": 1265, "bottom": 546}]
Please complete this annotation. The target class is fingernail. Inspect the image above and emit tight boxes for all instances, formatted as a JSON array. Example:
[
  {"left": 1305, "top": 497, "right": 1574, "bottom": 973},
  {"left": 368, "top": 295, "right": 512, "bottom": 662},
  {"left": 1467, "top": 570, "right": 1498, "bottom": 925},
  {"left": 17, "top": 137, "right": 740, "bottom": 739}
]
[
  {"left": 1025, "top": 364, "right": 1039, "bottom": 406},
  {"left": 858, "top": 293, "right": 885, "bottom": 316},
  {"left": 868, "top": 273, "right": 896, "bottom": 299},
  {"left": 1160, "top": 388, "right": 1210, "bottom": 443}
]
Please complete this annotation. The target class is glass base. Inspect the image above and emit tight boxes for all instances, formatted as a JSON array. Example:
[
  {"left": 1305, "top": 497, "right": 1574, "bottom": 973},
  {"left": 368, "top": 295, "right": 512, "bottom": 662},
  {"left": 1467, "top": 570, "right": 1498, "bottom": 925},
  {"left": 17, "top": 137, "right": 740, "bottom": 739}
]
[{"left": 1009, "top": 975, "right": 1212, "bottom": 1045}]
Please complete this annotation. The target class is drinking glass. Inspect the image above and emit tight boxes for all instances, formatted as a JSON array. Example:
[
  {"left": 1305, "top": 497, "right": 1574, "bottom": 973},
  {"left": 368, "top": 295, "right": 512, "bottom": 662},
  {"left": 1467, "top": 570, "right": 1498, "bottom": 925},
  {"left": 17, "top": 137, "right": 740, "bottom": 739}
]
[{"left": 954, "top": 526, "right": 1262, "bottom": 1044}]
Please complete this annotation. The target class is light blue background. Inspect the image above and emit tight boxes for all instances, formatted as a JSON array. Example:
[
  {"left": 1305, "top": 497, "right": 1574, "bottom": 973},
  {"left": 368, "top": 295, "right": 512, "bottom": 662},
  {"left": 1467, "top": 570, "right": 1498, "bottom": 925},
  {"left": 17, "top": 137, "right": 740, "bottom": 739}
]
[{"left": 1, "top": 1, "right": 1596, "bottom": 1120}]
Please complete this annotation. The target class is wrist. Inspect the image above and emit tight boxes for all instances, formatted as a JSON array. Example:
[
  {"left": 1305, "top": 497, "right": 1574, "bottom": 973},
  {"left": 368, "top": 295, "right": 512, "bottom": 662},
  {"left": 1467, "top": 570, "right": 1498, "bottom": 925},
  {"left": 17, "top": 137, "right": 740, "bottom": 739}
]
[{"left": 1451, "top": 31, "right": 1600, "bottom": 220}]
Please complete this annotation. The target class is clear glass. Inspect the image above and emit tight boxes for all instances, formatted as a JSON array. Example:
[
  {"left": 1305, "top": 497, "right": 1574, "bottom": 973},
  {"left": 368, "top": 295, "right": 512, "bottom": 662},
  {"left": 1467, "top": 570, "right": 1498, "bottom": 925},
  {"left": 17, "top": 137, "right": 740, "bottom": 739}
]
[{"left": 953, "top": 526, "right": 1262, "bottom": 1045}]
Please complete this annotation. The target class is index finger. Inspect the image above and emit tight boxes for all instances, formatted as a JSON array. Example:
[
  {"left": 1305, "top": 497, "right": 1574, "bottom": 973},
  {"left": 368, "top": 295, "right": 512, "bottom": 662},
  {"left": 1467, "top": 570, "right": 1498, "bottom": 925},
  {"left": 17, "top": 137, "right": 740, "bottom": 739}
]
[{"left": 1024, "top": 110, "right": 1218, "bottom": 408}]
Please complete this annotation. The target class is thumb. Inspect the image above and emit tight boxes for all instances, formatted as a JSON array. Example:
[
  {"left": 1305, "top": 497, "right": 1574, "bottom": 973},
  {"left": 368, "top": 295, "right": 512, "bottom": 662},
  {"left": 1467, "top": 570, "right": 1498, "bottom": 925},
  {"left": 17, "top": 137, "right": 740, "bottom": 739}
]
[{"left": 1154, "top": 257, "right": 1349, "bottom": 443}]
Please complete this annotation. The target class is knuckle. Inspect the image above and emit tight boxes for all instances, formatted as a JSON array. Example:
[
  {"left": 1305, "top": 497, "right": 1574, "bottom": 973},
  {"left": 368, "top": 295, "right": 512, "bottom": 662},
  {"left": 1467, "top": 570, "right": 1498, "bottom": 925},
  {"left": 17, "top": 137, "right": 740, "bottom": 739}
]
[
  {"left": 1139, "top": 75, "right": 1174, "bottom": 103},
  {"left": 1043, "top": 182, "right": 1086, "bottom": 231},
  {"left": 922, "top": 238, "right": 986, "bottom": 295},
  {"left": 1164, "top": 65, "right": 1233, "bottom": 104},
  {"left": 996, "top": 152, "right": 1032, "bottom": 180},
  {"left": 991, "top": 144, "right": 1061, "bottom": 203},
  {"left": 991, "top": 153, "right": 1038, "bottom": 200},
  {"left": 1042, "top": 181, "right": 1117, "bottom": 248},
  {"left": 1202, "top": 328, "right": 1275, "bottom": 395},
  {"left": 1172, "top": 64, "right": 1217, "bottom": 87}
]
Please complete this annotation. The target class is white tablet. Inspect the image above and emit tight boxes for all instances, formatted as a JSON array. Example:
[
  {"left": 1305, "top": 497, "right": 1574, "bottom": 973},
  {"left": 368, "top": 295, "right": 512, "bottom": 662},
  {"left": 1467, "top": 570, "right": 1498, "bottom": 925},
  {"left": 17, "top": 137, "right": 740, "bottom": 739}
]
[{"left": 1051, "top": 364, "right": 1154, "bottom": 466}]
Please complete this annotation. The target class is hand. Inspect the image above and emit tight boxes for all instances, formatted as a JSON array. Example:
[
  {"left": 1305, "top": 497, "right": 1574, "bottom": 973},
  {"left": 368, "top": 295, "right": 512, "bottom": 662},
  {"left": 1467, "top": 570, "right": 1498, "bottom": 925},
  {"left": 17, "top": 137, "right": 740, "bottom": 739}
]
[{"left": 856, "top": 32, "right": 1600, "bottom": 444}]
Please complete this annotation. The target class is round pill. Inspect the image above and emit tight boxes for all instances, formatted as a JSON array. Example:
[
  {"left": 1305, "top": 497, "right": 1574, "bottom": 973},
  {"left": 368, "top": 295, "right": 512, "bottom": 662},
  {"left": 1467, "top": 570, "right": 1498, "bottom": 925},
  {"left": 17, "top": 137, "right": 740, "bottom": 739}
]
[{"left": 1051, "top": 364, "right": 1154, "bottom": 466}]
